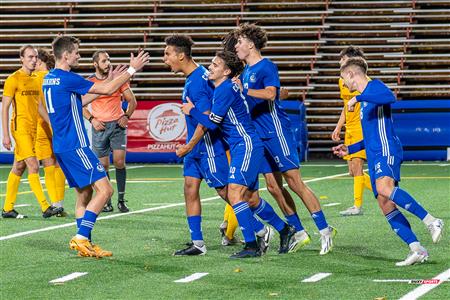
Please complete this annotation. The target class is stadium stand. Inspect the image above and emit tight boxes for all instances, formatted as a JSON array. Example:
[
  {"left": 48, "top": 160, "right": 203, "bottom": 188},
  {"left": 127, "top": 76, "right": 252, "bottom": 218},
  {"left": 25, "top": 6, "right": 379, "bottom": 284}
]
[{"left": 0, "top": 0, "right": 449, "bottom": 155}]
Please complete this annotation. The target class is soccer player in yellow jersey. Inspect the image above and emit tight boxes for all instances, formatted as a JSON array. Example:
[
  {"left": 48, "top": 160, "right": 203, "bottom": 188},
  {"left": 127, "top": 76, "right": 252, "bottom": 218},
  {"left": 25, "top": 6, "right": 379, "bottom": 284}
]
[
  {"left": 35, "top": 48, "right": 67, "bottom": 216},
  {"left": 332, "top": 46, "right": 372, "bottom": 216},
  {"left": 1, "top": 45, "right": 62, "bottom": 218}
]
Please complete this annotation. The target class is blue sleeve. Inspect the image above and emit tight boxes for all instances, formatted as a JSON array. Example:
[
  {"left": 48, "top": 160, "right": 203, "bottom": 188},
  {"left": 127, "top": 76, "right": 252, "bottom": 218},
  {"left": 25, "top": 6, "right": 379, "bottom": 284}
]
[
  {"left": 356, "top": 80, "right": 395, "bottom": 105},
  {"left": 64, "top": 72, "right": 94, "bottom": 95},
  {"left": 190, "top": 107, "right": 219, "bottom": 131},
  {"left": 262, "top": 61, "right": 280, "bottom": 88},
  {"left": 211, "top": 86, "right": 233, "bottom": 119},
  {"left": 191, "top": 80, "right": 213, "bottom": 113},
  {"left": 348, "top": 140, "right": 365, "bottom": 154}
]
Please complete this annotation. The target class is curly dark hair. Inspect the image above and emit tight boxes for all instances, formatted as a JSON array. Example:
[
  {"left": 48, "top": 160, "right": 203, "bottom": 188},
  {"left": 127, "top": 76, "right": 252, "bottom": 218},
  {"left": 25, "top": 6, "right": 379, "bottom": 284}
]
[
  {"left": 237, "top": 23, "right": 267, "bottom": 50},
  {"left": 37, "top": 48, "right": 55, "bottom": 69},
  {"left": 215, "top": 50, "right": 244, "bottom": 78},
  {"left": 222, "top": 29, "right": 238, "bottom": 53},
  {"left": 339, "top": 45, "right": 365, "bottom": 59},
  {"left": 164, "top": 34, "right": 194, "bottom": 58}
]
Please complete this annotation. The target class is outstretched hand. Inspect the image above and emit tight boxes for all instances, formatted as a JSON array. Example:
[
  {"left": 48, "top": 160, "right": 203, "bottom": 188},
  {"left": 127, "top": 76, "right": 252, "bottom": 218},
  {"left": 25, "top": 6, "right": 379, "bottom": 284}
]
[
  {"left": 129, "top": 49, "right": 150, "bottom": 72},
  {"left": 109, "top": 64, "right": 128, "bottom": 80},
  {"left": 181, "top": 96, "right": 194, "bottom": 115},
  {"left": 332, "top": 144, "right": 349, "bottom": 158}
]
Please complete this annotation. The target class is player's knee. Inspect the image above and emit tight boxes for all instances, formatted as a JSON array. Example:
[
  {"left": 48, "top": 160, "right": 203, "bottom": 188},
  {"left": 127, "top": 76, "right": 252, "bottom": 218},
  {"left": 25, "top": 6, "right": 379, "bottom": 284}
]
[
  {"left": 266, "top": 181, "right": 282, "bottom": 198},
  {"left": 375, "top": 183, "right": 392, "bottom": 199},
  {"left": 113, "top": 158, "right": 125, "bottom": 169},
  {"left": 12, "top": 162, "right": 26, "bottom": 175}
]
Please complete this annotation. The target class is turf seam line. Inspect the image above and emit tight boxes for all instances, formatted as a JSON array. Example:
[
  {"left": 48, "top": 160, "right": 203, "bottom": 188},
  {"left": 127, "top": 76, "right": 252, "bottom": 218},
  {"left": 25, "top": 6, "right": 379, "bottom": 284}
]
[{"left": 0, "top": 171, "right": 349, "bottom": 242}]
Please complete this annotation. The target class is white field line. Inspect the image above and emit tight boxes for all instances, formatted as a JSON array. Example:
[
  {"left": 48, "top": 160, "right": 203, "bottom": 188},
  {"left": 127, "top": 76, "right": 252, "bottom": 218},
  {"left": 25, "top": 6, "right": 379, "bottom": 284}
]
[
  {"left": 301, "top": 273, "right": 332, "bottom": 282},
  {"left": 0, "top": 171, "right": 364, "bottom": 242},
  {"left": 111, "top": 180, "right": 173, "bottom": 183},
  {"left": 398, "top": 268, "right": 450, "bottom": 300},
  {"left": 174, "top": 272, "right": 209, "bottom": 283},
  {"left": 373, "top": 279, "right": 450, "bottom": 283},
  {"left": 49, "top": 272, "right": 88, "bottom": 284},
  {"left": 14, "top": 204, "right": 31, "bottom": 208},
  {"left": 323, "top": 202, "right": 341, "bottom": 207}
]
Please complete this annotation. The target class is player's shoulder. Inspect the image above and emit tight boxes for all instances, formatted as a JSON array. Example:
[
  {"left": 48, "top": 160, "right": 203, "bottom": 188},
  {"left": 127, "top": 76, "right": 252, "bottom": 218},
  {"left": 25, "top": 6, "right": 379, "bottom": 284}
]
[{"left": 5, "top": 69, "right": 23, "bottom": 81}]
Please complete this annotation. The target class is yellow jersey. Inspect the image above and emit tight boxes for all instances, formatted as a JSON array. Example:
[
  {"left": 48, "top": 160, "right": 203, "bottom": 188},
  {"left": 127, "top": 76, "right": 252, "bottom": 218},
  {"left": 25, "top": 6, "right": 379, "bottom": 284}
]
[
  {"left": 3, "top": 69, "right": 40, "bottom": 133},
  {"left": 34, "top": 70, "right": 50, "bottom": 128},
  {"left": 339, "top": 77, "right": 362, "bottom": 132}
]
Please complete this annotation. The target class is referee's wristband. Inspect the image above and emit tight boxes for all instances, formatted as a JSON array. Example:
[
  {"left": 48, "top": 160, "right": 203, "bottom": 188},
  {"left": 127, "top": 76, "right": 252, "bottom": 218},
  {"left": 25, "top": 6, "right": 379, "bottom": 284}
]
[
  {"left": 127, "top": 66, "right": 136, "bottom": 76},
  {"left": 88, "top": 116, "right": 94, "bottom": 123}
]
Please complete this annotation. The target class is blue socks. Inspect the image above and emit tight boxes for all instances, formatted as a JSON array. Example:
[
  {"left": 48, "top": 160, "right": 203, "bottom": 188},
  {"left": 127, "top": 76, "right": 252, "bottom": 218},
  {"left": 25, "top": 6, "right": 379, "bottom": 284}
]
[
  {"left": 187, "top": 215, "right": 203, "bottom": 242},
  {"left": 385, "top": 208, "right": 418, "bottom": 245},
  {"left": 311, "top": 210, "right": 328, "bottom": 231},
  {"left": 285, "top": 213, "right": 305, "bottom": 232},
  {"left": 250, "top": 214, "right": 265, "bottom": 234},
  {"left": 390, "top": 187, "right": 428, "bottom": 220},
  {"left": 251, "top": 198, "right": 286, "bottom": 232},
  {"left": 77, "top": 210, "right": 97, "bottom": 239},
  {"left": 232, "top": 202, "right": 256, "bottom": 243}
]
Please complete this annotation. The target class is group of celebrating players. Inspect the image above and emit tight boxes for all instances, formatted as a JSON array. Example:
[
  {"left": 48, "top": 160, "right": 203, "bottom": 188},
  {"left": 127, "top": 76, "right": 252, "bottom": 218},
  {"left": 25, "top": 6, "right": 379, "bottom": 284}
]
[{"left": 1, "top": 23, "right": 443, "bottom": 266}]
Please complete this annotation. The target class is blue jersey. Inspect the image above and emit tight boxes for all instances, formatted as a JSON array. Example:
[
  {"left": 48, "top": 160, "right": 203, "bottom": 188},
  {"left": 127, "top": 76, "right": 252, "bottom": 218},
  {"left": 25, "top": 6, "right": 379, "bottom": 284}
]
[
  {"left": 183, "top": 65, "right": 225, "bottom": 158},
  {"left": 210, "top": 79, "right": 261, "bottom": 149},
  {"left": 356, "top": 79, "right": 403, "bottom": 161},
  {"left": 241, "top": 58, "right": 292, "bottom": 139},
  {"left": 42, "top": 69, "right": 94, "bottom": 153}
]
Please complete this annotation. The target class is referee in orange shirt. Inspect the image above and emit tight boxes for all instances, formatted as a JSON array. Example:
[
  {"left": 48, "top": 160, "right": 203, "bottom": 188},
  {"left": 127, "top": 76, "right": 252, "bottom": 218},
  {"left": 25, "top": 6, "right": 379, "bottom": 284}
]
[{"left": 83, "top": 50, "right": 136, "bottom": 213}]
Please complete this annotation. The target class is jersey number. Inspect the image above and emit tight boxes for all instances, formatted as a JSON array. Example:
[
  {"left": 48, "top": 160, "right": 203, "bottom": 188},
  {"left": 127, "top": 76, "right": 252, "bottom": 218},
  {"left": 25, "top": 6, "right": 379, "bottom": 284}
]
[{"left": 44, "top": 88, "right": 55, "bottom": 113}]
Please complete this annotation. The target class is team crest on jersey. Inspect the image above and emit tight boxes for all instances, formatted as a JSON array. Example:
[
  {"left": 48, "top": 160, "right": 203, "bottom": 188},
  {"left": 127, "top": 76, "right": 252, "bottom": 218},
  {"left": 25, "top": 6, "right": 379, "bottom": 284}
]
[
  {"left": 97, "top": 163, "right": 105, "bottom": 172},
  {"left": 250, "top": 73, "right": 257, "bottom": 83}
]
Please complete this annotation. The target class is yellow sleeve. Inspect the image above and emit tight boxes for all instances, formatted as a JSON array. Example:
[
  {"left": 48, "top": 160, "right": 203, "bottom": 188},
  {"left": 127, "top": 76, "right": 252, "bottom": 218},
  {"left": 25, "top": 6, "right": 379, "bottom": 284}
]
[
  {"left": 3, "top": 75, "right": 17, "bottom": 98},
  {"left": 338, "top": 78, "right": 345, "bottom": 100}
]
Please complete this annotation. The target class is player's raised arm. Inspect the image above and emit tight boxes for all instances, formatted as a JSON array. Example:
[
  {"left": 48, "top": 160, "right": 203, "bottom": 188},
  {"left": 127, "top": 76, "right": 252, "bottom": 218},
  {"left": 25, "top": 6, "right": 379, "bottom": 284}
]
[{"left": 355, "top": 79, "right": 396, "bottom": 105}]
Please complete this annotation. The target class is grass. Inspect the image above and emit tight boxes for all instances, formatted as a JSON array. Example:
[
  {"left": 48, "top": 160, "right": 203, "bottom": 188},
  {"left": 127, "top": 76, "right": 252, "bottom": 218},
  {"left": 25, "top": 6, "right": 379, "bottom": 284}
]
[{"left": 0, "top": 161, "right": 449, "bottom": 299}]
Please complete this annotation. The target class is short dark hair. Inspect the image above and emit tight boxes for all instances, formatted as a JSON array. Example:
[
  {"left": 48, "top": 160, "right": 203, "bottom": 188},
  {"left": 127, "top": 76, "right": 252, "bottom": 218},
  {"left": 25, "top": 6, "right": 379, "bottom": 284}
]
[
  {"left": 92, "top": 50, "right": 108, "bottom": 63},
  {"left": 339, "top": 46, "right": 365, "bottom": 59},
  {"left": 52, "top": 36, "right": 80, "bottom": 60},
  {"left": 164, "top": 34, "right": 194, "bottom": 58},
  {"left": 19, "top": 45, "right": 36, "bottom": 57},
  {"left": 37, "top": 48, "right": 55, "bottom": 69},
  {"left": 222, "top": 29, "right": 239, "bottom": 53},
  {"left": 215, "top": 50, "right": 244, "bottom": 78},
  {"left": 340, "top": 57, "right": 368, "bottom": 74},
  {"left": 237, "top": 23, "right": 267, "bottom": 50}
]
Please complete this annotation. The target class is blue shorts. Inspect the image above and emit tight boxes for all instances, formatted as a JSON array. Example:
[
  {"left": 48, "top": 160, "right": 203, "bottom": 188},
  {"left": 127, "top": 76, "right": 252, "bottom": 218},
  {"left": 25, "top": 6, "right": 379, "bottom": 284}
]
[
  {"left": 260, "top": 133, "right": 299, "bottom": 173},
  {"left": 229, "top": 143, "right": 263, "bottom": 191},
  {"left": 183, "top": 153, "right": 228, "bottom": 188},
  {"left": 369, "top": 154, "right": 402, "bottom": 198},
  {"left": 56, "top": 147, "right": 107, "bottom": 188}
]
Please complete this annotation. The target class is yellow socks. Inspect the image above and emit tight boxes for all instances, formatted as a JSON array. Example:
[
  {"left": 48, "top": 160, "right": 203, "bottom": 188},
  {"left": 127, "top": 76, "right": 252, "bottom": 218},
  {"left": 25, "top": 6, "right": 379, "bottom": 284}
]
[
  {"left": 3, "top": 172, "right": 21, "bottom": 212},
  {"left": 28, "top": 173, "right": 50, "bottom": 212},
  {"left": 363, "top": 172, "right": 373, "bottom": 191},
  {"left": 224, "top": 204, "right": 238, "bottom": 240},
  {"left": 43, "top": 166, "right": 58, "bottom": 204},
  {"left": 353, "top": 175, "right": 364, "bottom": 208},
  {"left": 54, "top": 166, "right": 66, "bottom": 203}
]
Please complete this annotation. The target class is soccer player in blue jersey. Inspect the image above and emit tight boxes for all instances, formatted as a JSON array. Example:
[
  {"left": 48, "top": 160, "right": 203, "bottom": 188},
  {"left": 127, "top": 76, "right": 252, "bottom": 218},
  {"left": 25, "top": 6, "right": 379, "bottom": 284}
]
[
  {"left": 179, "top": 50, "right": 296, "bottom": 257},
  {"left": 333, "top": 58, "right": 444, "bottom": 266},
  {"left": 42, "top": 36, "right": 149, "bottom": 258},
  {"left": 234, "top": 23, "right": 336, "bottom": 255},
  {"left": 163, "top": 35, "right": 231, "bottom": 256}
]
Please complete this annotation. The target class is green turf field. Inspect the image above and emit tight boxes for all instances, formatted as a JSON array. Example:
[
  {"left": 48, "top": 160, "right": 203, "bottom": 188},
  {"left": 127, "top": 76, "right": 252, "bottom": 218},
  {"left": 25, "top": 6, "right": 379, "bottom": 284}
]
[{"left": 0, "top": 161, "right": 449, "bottom": 299}]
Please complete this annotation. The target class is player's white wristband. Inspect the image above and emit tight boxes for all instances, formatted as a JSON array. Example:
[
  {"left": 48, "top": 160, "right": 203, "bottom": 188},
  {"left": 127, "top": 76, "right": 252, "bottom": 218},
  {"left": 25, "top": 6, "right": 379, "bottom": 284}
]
[{"left": 127, "top": 66, "right": 136, "bottom": 76}]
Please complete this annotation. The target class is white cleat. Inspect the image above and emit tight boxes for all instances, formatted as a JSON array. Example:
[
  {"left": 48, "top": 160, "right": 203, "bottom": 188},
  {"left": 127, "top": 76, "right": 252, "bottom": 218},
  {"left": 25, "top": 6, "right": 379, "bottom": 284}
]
[
  {"left": 288, "top": 230, "right": 311, "bottom": 253},
  {"left": 427, "top": 218, "right": 444, "bottom": 244},
  {"left": 257, "top": 226, "right": 274, "bottom": 255},
  {"left": 221, "top": 235, "right": 241, "bottom": 246},
  {"left": 339, "top": 206, "right": 363, "bottom": 216},
  {"left": 395, "top": 248, "right": 429, "bottom": 267},
  {"left": 320, "top": 226, "right": 337, "bottom": 255}
]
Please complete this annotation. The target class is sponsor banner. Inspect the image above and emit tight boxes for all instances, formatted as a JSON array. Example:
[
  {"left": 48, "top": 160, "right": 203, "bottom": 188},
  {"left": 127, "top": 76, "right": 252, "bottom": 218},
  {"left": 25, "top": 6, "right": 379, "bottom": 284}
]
[{"left": 127, "top": 100, "right": 186, "bottom": 153}]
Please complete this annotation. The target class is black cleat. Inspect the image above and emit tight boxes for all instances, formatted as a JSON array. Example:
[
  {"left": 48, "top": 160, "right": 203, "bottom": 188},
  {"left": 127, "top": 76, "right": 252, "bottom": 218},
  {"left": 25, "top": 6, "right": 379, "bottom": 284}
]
[
  {"left": 102, "top": 202, "right": 113, "bottom": 213},
  {"left": 279, "top": 225, "right": 296, "bottom": 254},
  {"left": 42, "top": 206, "right": 63, "bottom": 218},
  {"left": 173, "top": 243, "right": 207, "bottom": 256},
  {"left": 256, "top": 226, "right": 274, "bottom": 255},
  {"left": 2, "top": 209, "right": 27, "bottom": 219},
  {"left": 117, "top": 200, "right": 129, "bottom": 213},
  {"left": 229, "top": 246, "right": 261, "bottom": 259}
]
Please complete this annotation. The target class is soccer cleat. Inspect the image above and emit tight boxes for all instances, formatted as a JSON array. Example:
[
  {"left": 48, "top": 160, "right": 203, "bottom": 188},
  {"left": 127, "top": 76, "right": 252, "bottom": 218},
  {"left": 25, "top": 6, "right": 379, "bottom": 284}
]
[
  {"left": 279, "top": 225, "right": 296, "bottom": 254},
  {"left": 229, "top": 246, "right": 261, "bottom": 259},
  {"left": 427, "top": 218, "right": 444, "bottom": 244},
  {"left": 2, "top": 209, "right": 27, "bottom": 219},
  {"left": 102, "top": 202, "right": 113, "bottom": 213},
  {"left": 257, "top": 226, "right": 274, "bottom": 255},
  {"left": 320, "top": 226, "right": 337, "bottom": 255},
  {"left": 395, "top": 248, "right": 429, "bottom": 267},
  {"left": 288, "top": 230, "right": 311, "bottom": 253},
  {"left": 222, "top": 235, "right": 241, "bottom": 246},
  {"left": 173, "top": 243, "right": 206, "bottom": 256},
  {"left": 42, "top": 206, "right": 63, "bottom": 218},
  {"left": 340, "top": 206, "right": 363, "bottom": 216},
  {"left": 69, "top": 237, "right": 98, "bottom": 258},
  {"left": 91, "top": 244, "right": 113, "bottom": 257},
  {"left": 56, "top": 208, "right": 68, "bottom": 217},
  {"left": 117, "top": 201, "right": 129, "bottom": 213}
]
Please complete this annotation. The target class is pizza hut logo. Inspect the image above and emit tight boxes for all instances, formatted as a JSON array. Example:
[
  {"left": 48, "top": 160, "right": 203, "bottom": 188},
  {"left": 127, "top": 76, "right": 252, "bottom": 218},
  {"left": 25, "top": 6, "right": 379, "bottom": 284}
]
[{"left": 147, "top": 103, "right": 186, "bottom": 142}]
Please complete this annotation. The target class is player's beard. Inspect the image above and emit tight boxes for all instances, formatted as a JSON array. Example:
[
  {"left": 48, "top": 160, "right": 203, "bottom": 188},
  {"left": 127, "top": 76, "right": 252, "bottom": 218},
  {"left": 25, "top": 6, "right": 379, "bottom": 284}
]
[{"left": 98, "top": 66, "right": 110, "bottom": 76}]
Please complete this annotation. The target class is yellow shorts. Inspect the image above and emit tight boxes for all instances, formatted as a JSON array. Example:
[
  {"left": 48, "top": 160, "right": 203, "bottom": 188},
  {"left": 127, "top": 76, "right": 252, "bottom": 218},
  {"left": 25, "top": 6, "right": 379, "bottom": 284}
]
[
  {"left": 11, "top": 130, "right": 36, "bottom": 162},
  {"left": 344, "top": 128, "right": 366, "bottom": 160},
  {"left": 35, "top": 123, "right": 54, "bottom": 161}
]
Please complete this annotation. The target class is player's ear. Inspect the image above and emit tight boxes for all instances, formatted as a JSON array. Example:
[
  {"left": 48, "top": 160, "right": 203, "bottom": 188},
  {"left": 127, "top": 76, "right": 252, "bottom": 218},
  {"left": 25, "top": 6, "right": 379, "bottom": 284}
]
[
  {"left": 224, "top": 67, "right": 231, "bottom": 77},
  {"left": 178, "top": 52, "right": 185, "bottom": 62}
]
